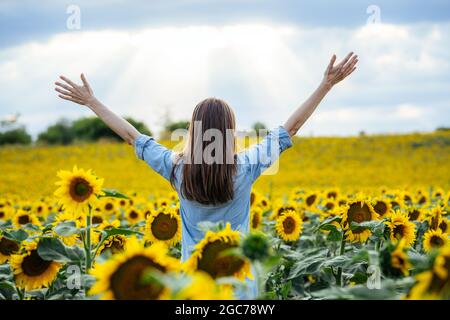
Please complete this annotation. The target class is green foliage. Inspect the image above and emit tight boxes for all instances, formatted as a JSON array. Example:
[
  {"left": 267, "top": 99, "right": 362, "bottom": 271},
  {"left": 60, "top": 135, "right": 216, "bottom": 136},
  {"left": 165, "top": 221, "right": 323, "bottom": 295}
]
[
  {"left": 72, "top": 116, "right": 151, "bottom": 142},
  {"left": 165, "top": 120, "right": 189, "bottom": 133},
  {"left": 36, "top": 116, "right": 152, "bottom": 145},
  {"left": 37, "top": 120, "right": 73, "bottom": 145},
  {"left": 0, "top": 127, "right": 31, "bottom": 145}
]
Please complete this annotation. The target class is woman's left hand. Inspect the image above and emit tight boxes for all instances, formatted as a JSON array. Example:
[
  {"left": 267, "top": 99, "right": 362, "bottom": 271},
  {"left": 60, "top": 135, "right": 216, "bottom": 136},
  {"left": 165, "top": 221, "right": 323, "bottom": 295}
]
[{"left": 322, "top": 52, "right": 358, "bottom": 89}]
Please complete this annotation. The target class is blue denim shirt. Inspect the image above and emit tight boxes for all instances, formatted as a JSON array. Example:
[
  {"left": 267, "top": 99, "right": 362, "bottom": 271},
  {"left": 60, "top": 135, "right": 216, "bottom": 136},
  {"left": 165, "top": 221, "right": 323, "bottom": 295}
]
[{"left": 134, "top": 126, "right": 292, "bottom": 299}]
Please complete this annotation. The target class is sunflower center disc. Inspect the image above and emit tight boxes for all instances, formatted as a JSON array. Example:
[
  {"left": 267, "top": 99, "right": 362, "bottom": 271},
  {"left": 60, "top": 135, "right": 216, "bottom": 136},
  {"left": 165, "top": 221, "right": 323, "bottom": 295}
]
[
  {"left": 151, "top": 214, "right": 177, "bottom": 240},
  {"left": 22, "top": 250, "right": 52, "bottom": 277},
  {"left": 198, "top": 240, "right": 243, "bottom": 279},
  {"left": 430, "top": 235, "right": 444, "bottom": 247},
  {"left": 0, "top": 238, "right": 19, "bottom": 255},
  {"left": 18, "top": 215, "right": 30, "bottom": 225},
  {"left": 283, "top": 217, "right": 296, "bottom": 234},
  {"left": 110, "top": 255, "right": 165, "bottom": 300}
]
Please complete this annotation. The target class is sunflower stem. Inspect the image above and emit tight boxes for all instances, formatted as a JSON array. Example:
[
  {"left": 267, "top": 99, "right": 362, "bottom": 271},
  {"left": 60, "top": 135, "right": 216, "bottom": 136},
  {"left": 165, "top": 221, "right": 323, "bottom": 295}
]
[
  {"left": 85, "top": 205, "right": 92, "bottom": 272},
  {"left": 336, "top": 232, "right": 346, "bottom": 286}
]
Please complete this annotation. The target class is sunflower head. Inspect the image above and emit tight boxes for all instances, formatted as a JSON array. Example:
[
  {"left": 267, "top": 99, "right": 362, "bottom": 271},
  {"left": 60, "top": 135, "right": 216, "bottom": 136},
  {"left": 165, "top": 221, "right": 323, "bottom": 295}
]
[
  {"left": 144, "top": 208, "right": 181, "bottom": 246},
  {"left": 275, "top": 210, "right": 303, "bottom": 242},
  {"left": 125, "top": 207, "right": 143, "bottom": 225},
  {"left": 0, "top": 236, "right": 20, "bottom": 263},
  {"left": 372, "top": 198, "right": 392, "bottom": 218},
  {"left": 270, "top": 202, "right": 298, "bottom": 221},
  {"left": 385, "top": 210, "right": 416, "bottom": 247},
  {"left": 185, "top": 223, "right": 252, "bottom": 281},
  {"left": 391, "top": 240, "right": 412, "bottom": 276},
  {"left": 54, "top": 166, "right": 104, "bottom": 214},
  {"left": 250, "top": 207, "right": 263, "bottom": 230},
  {"left": 408, "top": 245, "right": 450, "bottom": 300},
  {"left": 90, "top": 237, "right": 180, "bottom": 300},
  {"left": 12, "top": 209, "right": 40, "bottom": 229},
  {"left": 340, "top": 198, "right": 379, "bottom": 243},
  {"left": 423, "top": 229, "right": 449, "bottom": 253},
  {"left": 0, "top": 206, "right": 13, "bottom": 221},
  {"left": 10, "top": 241, "right": 61, "bottom": 291}
]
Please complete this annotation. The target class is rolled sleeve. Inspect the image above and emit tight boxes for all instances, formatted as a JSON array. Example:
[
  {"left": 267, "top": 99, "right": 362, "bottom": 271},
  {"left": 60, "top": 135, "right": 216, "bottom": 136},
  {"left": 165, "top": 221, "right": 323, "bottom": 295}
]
[
  {"left": 277, "top": 125, "right": 293, "bottom": 152},
  {"left": 240, "top": 126, "right": 293, "bottom": 182},
  {"left": 134, "top": 134, "right": 174, "bottom": 181}
]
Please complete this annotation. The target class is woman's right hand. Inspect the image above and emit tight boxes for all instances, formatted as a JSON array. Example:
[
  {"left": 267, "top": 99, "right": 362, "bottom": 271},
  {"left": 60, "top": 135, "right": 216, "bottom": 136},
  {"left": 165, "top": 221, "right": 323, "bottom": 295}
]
[{"left": 55, "top": 73, "right": 96, "bottom": 107}]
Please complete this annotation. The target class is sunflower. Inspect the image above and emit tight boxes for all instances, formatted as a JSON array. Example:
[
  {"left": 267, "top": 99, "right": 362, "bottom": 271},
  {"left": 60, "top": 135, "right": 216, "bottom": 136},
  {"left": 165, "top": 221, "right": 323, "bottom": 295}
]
[
  {"left": 423, "top": 229, "right": 449, "bottom": 253},
  {"left": 256, "top": 195, "right": 270, "bottom": 212},
  {"left": 269, "top": 202, "right": 298, "bottom": 220},
  {"left": 385, "top": 210, "right": 416, "bottom": 247},
  {"left": 185, "top": 223, "right": 252, "bottom": 281},
  {"left": 98, "top": 198, "right": 117, "bottom": 218},
  {"left": 389, "top": 196, "right": 404, "bottom": 211},
  {"left": 32, "top": 200, "right": 49, "bottom": 218},
  {"left": 173, "top": 271, "right": 234, "bottom": 300},
  {"left": 158, "top": 197, "right": 172, "bottom": 208},
  {"left": 432, "top": 188, "right": 445, "bottom": 199},
  {"left": 275, "top": 210, "right": 302, "bottom": 242},
  {"left": 303, "top": 192, "right": 319, "bottom": 210},
  {"left": 10, "top": 241, "right": 61, "bottom": 291},
  {"left": 54, "top": 166, "right": 104, "bottom": 214},
  {"left": 144, "top": 208, "right": 181, "bottom": 246},
  {"left": 322, "top": 200, "right": 337, "bottom": 212},
  {"left": 372, "top": 198, "right": 392, "bottom": 218},
  {"left": 408, "top": 245, "right": 450, "bottom": 300},
  {"left": 90, "top": 237, "right": 180, "bottom": 300},
  {"left": 0, "top": 206, "right": 13, "bottom": 221},
  {"left": 340, "top": 198, "right": 379, "bottom": 243},
  {"left": 125, "top": 207, "right": 143, "bottom": 225},
  {"left": 438, "top": 217, "right": 449, "bottom": 234},
  {"left": 325, "top": 189, "right": 339, "bottom": 200},
  {"left": 250, "top": 207, "right": 263, "bottom": 230},
  {"left": 390, "top": 241, "right": 412, "bottom": 276},
  {"left": 12, "top": 209, "right": 40, "bottom": 229},
  {"left": 407, "top": 207, "right": 423, "bottom": 221},
  {"left": 98, "top": 234, "right": 128, "bottom": 255},
  {"left": 0, "top": 236, "right": 20, "bottom": 263},
  {"left": 416, "top": 194, "right": 428, "bottom": 206},
  {"left": 91, "top": 211, "right": 105, "bottom": 225}
]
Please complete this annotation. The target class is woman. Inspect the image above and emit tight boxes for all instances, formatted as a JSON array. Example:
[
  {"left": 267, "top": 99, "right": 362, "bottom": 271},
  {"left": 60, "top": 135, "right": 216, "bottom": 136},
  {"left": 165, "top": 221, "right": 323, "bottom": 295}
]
[{"left": 54, "top": 52, "right": 358, "bottom": 298}]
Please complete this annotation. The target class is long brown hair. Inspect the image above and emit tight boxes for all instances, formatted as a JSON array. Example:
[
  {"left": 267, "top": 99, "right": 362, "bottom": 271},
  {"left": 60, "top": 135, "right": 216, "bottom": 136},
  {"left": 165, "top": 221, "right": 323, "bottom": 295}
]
[{"left": 171, "top": 98, "right": 237, "bottom": 205}]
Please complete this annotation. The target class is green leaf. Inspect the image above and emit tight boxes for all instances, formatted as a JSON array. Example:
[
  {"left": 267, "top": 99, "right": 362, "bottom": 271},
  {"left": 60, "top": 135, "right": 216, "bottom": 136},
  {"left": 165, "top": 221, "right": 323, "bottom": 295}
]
[
  {"left": 326, "top": 228, "right": 342, "bottom": 242},
  {"left": 350, "top": 220, "right": 385, "bottom": 234},
  {"left": 54, "top": 221, "right": 79, "bottom": 237},
  {"left": 2, "top": 229, "right": 28, "bottom": 242},
  {"left": 317, "top": 215, "right": 341, "bottom": 231},
  {"left": 37, "top": 237, "right": 85, "bottom": 263},
  {"left": 100, "top": 189, "right": 129, "bottom": 199}
]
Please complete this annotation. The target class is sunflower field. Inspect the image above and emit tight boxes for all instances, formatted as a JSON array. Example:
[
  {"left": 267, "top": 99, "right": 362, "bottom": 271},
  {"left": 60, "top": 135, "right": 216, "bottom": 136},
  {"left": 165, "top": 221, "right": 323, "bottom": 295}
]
[{"left": 0, "top": 131, "right": 449, "bottom": 300}]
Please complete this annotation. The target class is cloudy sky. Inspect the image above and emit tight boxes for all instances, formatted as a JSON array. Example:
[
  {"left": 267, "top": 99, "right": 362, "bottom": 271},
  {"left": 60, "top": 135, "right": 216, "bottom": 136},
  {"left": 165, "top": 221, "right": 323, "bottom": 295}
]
[{"left": 0, "top": 0, "right": 449, "bottom": 137}]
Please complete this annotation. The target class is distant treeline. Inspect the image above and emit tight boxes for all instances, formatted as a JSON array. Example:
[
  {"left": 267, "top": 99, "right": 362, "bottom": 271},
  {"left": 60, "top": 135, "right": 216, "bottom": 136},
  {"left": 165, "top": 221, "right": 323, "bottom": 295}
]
[{"left": 0, "top": 117, "right": 151, "bottom": 146}]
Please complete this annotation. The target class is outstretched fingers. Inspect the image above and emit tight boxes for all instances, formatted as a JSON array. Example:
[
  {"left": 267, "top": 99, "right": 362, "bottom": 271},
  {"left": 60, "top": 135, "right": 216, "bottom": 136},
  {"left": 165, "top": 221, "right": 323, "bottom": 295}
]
[
  {"left": 337, "top": 52, "right": 354, "bottom": 68},
  {"left": 325, "top": 54, "right": 337, "bottom": 74},
  {"left": 341, "top": 55, "right": 358, "bottom": 76},
  {"left": 58, "top": 94, "right": 85, "bottom": 105},
  {"left": 54, "top": 87, "right": 75, "bottom": 97},
  {"left": 59, "top": 75, "right": 78, "bottom": 89},
  {"left": 80, "top": 73, "right": 92, "bottom": 92}
]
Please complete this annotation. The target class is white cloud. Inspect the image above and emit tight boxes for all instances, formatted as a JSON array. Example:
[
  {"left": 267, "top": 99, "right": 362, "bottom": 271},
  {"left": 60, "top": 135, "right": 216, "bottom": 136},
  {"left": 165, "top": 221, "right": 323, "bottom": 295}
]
[{"left": 0, "top": 21, "right": 449, "bottom": 137}]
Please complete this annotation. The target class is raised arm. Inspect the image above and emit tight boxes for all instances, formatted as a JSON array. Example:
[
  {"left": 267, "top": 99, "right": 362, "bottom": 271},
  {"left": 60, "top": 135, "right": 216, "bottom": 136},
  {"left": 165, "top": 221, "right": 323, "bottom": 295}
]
[
  {"left": 283, "top": 52, "right": 358, "bottom": 137},
  {"left": 54, "top": 74, "right": 140, "bottom": 144}
]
